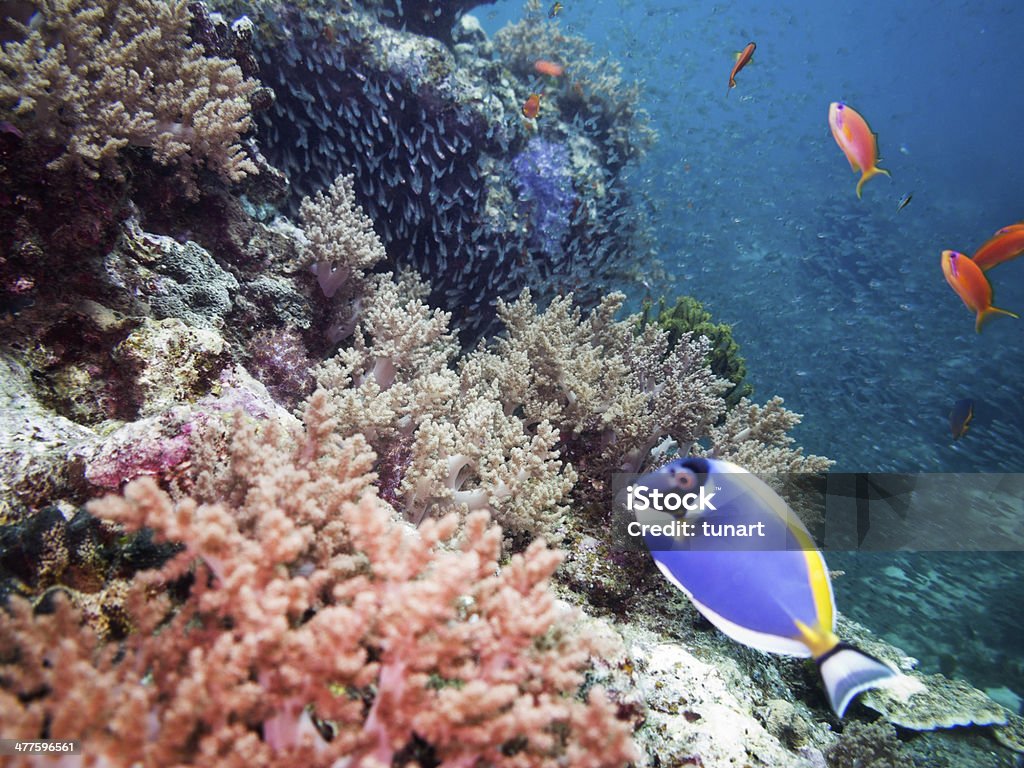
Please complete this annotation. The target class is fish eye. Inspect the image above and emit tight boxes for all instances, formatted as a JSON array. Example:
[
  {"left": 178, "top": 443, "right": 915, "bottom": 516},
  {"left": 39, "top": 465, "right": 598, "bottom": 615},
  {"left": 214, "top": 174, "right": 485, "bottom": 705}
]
[{"left": 668, "top": 465, "right": 699, "bottom": 491}]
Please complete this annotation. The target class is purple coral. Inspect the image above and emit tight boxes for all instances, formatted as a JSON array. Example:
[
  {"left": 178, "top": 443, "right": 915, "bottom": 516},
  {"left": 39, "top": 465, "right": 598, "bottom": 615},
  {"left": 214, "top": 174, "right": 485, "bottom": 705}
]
[
  {"left": 512, "top": 138, "right": 575, "bottom": 258},
  {"left": 247, "top": 327, "right": 314, "bottom": 406}
]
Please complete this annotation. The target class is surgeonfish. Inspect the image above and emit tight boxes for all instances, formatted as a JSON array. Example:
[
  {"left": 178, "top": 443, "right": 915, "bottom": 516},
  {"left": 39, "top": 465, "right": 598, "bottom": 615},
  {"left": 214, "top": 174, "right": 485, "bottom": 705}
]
[
  {"left": 896, "top": 193, "right": 912, "bottom": 212},
  {"left": 971, "top": 224, "right": 1024, "bottom": 272},
  {"left": 727, "top": 42, "right": 756, "bottom": 95},
  {"left": 632, "top": 457, "right": 898, "bottom": 717},
  {"left": 941, "top": 249, "right": 1019, "bottom": 332},
  {"left": 949, "top": 398, "right": 974, "bottom": 440},
  {"left": 828, "top": 102, "right": 891, "bottom": 198}
]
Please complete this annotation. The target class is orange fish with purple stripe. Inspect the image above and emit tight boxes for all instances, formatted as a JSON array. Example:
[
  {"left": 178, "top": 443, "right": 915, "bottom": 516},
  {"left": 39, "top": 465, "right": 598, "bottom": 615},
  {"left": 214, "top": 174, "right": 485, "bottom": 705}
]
[
  {"left": 534, "top": 60, "right": 565, "bottom": 77},
  {"left": 727, "top": 42, "right": 756, "bottom": 96},
  {"left": 971, "top": 223, "right": 1024, "bottom": 271},
  {"left": 828, "top": 102, "right": 890, "bottom": 198},
  {"left": 522, "top": 93, "right": 542, "bottom": 119},
  {"left": 941, "top": 249, "right": 1018, "bottom": 332}
]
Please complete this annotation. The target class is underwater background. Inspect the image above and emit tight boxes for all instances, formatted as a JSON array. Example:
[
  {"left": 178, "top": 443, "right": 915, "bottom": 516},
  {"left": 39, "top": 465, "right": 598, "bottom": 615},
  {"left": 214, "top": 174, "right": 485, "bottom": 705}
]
[
  {"left": 479, "top": 0, "right": 1024, "bottom": 699},
  {"left": 2, "top": 0, "right": 1024, "bottom": 761}
]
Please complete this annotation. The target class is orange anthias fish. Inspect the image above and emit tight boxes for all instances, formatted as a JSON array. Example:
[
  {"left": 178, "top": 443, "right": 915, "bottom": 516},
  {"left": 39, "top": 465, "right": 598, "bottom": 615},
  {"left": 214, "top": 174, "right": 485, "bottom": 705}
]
[
  {"left": 971, "top": 223, "right": 1024, "bottom": 271},
  {"left": 522, "top": 93, "right": 542, "bottom": 119},
  {"left": 727, "top": 42, "right": 755, "bottom": 95},
  {"left": 941, "top": 249, "right": 1019, "bottom": 332},
  {"left": 828, "top": 102, "right": 891, "bottom": 198},
  {"left": 534, "top": 60, "right": 565, "bottom": 77},
  {"left": 949, "top": 398, "right": 974, "bottom": 441}
]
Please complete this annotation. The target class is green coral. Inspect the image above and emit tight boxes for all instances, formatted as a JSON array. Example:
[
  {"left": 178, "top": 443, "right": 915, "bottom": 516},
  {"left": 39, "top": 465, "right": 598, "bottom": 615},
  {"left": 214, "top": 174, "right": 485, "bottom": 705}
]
[{"left": 640, "top": 296, "right": 752, "bottom": 408}]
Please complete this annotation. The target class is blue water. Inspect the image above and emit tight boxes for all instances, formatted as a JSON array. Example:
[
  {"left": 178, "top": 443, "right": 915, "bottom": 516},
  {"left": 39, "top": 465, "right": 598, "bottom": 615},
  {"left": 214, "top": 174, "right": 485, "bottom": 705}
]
[
  {"left": 483, "top": 0, "right": 1024, "bottom": 473},
  {"left": 481, "top": 0, "right": 1024, "bottom": 697}
]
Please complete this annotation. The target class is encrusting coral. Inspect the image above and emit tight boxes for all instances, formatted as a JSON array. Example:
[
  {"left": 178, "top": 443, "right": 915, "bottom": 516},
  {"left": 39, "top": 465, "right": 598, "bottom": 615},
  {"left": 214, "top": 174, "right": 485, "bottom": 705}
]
[
  {"left": 0, "top": 0, "right": 259, "bottom": 192},
  {"left": 0, "top": 392, "right": 638, "bottom": 767}
]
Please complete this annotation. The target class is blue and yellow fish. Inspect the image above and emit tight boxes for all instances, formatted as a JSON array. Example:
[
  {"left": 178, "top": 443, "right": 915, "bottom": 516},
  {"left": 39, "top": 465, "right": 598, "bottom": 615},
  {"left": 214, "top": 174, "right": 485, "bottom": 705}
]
[{"left": 633, "top": 456, "right": 897, "bottom": 716}]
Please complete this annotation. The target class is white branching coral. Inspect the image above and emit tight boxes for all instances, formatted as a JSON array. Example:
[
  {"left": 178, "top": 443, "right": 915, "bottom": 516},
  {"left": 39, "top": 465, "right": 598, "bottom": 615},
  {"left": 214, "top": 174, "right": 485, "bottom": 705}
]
[
  {"left": 315, "top": 275, "right": 575, "bottom": 544},
  {"left": 314, "top": 273, "right": 459, "bottom": 445},
  {"left": 0, "top": 0, "right": 258, "bottom": 191},
  {"left": 402, "top": 400, "right": 576, "bottom": 542},
  {"left": 706, "top": 395, "right": 833, "bottom": 475},
  {"left": 299, "top": 173, "right": 388, "bottom": 298},
  {"left": 464, "top": 289, "right": 729, "bottom": 473}
]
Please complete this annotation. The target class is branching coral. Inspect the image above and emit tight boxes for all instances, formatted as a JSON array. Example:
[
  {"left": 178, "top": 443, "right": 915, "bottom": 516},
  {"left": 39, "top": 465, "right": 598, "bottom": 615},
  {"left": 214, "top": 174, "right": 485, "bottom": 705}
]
[
  {"left": 299, "top": 173, "right": 387, "bottom": 299},
  {"left": 0, "top": 0, "right": 258, "bottom": 192},
  {"left": 641, "top": 295, "right": 753, "bottom": 408},
  {"left": 314, "top": 274, "right": 576, "bottom": 544},
  {"left": 463, "top": 289, "right": 728, "bottom": 475},
  {"left": 0, "top": 393, "right": 637, "bottom": 767},
  {"left": 705, "top": 395, "right": 832, "bottom": 476}
]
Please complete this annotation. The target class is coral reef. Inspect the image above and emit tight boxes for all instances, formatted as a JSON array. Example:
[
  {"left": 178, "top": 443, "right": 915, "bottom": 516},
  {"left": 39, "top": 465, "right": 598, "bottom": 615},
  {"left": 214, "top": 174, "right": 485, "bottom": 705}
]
[
  {"left": 314, "top": 272, "right": 576, "bottom": 546},
  {"left": 462, "top": 289, "right": 729, "bottom": 478},
  {"left": 823, "top": 720, "right": 914, "bottom": 768},
  {"left": 0, "top": 0, "right": 259, "bottom": 191},
  {"left": 221, "top": 0, "right": 652, "bottom": 339},
  {"left": 640, "top": 295, "right": 753, "bottom": 408},
  {"left": 2, "top": 1, "right": 1019, "bottom": 766},
  {"left": 0, "top": 395, "right": 638, "bottom": 767}
]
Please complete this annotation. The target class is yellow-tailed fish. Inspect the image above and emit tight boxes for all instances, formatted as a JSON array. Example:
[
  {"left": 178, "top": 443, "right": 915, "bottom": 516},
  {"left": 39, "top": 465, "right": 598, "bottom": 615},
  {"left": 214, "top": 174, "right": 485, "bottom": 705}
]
[
  {"left": 633, "top": 457, "right": 898, "bottom": 716},
  {"left": 949, "top": 399, "right": 974, "bottom": 440},
  {"left": 971, "top": 224, "right": 1024, "bottom": 272},
  {"left": 941, "top": 249, "right": 1019, "bottom": 332},
  {"left": 828, "top": 102, "right": 891, "bottom": 198}
]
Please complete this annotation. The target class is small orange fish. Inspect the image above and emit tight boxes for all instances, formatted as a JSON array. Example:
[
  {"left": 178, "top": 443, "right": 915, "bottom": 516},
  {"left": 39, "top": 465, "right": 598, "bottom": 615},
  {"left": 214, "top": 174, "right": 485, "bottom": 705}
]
[
  {"left": 949, "top": 398, "right": 974, "bottom": 441},
  {"left": 941, "top": 249, "right": 1019, "bottom": 332},
  {"left": 522, "top": 92, "right": 542, "bottom": 119},
  {"left": 828, "top": 102, "right": 891, "bottom": 198},
  {"left": 971, "top": 224, "right": 1024, "bottom": 271},
  {"left": 534, "top": 60, "right": 565, "bottom": 77},
  {"left": 727, "top": 42, "right": 756, "bottom": 95}
]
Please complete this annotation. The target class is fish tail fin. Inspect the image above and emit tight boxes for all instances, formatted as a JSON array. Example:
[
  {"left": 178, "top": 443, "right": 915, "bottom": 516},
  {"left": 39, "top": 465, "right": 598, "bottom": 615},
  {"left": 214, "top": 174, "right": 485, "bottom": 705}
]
[
  {"left": 976, "top": 305, "right": 1020, "bottom": 333},
  {"left": 855, "top": 166, "right": 891, "bottom": 199},
  {"left": 817, "top": 642, "right": 898, "bottom": 717}
]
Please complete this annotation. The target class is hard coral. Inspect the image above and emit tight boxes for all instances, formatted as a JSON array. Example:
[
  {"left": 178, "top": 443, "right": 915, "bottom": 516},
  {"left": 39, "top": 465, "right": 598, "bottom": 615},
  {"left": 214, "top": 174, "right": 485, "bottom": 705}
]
[
  {"left": 824, "top": 721, "right": 913, "bottom": 768},
  {"left": 641, "top": 295, "right": 753, "bottom": 408},
  {"left": 0, "top": 0, "right": 259, "bottom": 194},
  {"left": 0, "top": 392, "right": 638, "bottom": 767}
]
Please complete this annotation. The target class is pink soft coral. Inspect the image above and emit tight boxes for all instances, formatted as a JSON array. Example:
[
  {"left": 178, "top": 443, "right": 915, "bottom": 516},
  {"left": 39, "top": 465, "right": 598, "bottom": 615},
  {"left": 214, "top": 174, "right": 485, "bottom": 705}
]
[{"left": 0, "top": 392, "right": 637, "bottom": 767}]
